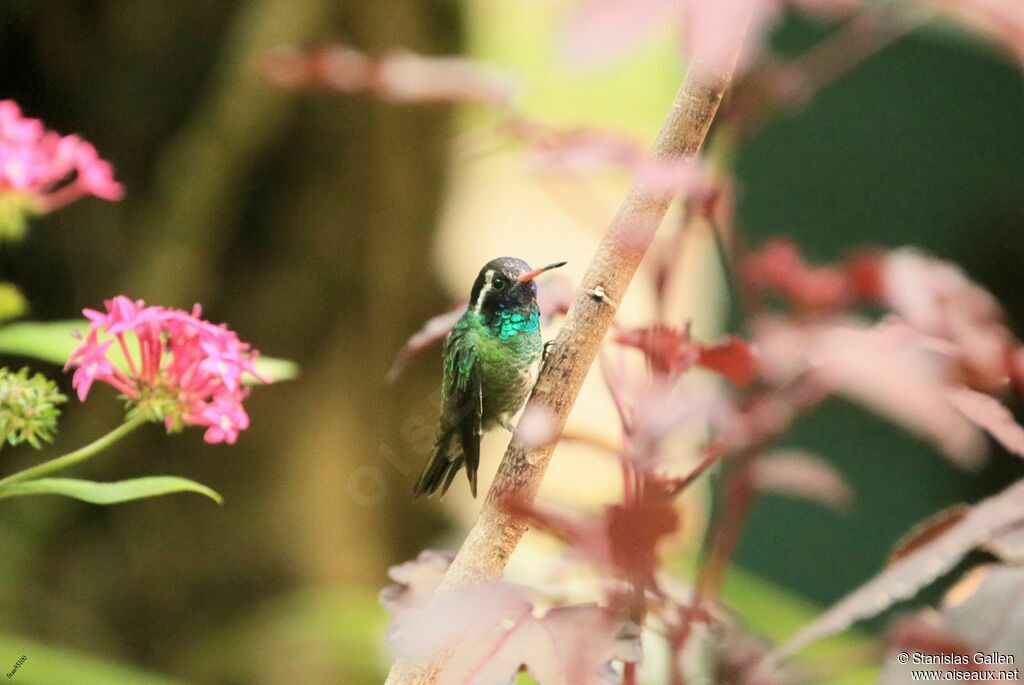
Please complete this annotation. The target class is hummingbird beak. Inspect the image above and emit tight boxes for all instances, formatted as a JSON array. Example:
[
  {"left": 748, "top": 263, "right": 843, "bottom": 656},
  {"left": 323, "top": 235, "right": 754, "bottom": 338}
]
[{"left": 516, "top": 261, "right": 567, "bottom": 284}]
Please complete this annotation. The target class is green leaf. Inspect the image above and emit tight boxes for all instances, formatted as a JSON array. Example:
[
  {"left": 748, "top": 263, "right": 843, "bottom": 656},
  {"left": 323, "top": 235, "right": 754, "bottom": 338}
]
[
  {"left": 0, "top": 321, "right": 83, "bottom": 367},
  {"left": 0, "top": 476, "right": 223, "bottom": 505},
  {"left": 0, "top": 320, "right": 299, "bottom": 382},
  {"left": 0, "top": 631, "right": 187, "bottom": 685},
  {"left": 251, "top": 355, "right": 300, "bottom": 383}
]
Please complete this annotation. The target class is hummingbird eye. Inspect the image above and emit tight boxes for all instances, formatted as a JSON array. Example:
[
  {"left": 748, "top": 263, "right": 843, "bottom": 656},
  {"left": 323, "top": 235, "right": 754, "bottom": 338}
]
[{"left": 491, "top": 276, "right": 507, "bottom": 291}]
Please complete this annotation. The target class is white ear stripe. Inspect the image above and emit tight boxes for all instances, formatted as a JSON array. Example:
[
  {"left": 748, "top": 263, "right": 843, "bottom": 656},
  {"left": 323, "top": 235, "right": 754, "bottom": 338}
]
[{"left": 474, "top": 269, "right": 495, "bottom": 315}]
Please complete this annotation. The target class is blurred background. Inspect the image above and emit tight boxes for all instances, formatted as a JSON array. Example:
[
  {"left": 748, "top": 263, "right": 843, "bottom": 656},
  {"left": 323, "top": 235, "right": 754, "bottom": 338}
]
[{"left": 1, "top": 0, "right": 1023, "bottom": 683}]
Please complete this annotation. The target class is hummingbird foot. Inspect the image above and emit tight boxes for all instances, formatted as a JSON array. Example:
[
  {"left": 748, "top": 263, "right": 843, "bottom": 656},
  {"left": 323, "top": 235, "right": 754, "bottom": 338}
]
[{"left": 542, "top": 340, "right": 555, "bottom": 364}]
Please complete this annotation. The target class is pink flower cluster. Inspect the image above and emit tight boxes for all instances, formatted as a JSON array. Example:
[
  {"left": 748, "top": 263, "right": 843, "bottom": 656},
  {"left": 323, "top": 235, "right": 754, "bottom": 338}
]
[
  {"left": 66, "top": 296, "right": 268, "bottom": 444},
  {"left": 0, "top": 99, "right": 123, "bottom": 212}
]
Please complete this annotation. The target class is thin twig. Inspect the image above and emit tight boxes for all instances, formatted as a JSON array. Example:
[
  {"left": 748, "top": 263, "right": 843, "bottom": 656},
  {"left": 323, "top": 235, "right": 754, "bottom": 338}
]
[{"left": 384, "top": 28, "right": 750, "bottom": 685}]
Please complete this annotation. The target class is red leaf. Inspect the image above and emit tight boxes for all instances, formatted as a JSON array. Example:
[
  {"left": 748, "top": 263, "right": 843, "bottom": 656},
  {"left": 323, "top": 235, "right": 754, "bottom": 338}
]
[
  {"left": 749, "top": 449, "right": 853, "bottom": 510},
  {"left": 940, "top": 564, "right": 1024, "bottom": 658},
  {"left": 615, "top": 325, "right": 691, "bottom": 375},
  {"left": 440, "top": 602, "right": 640, "bottom": 685},
  {"left": 741, "top": 239, "right": 854, "bottom": 312},
  {"left": 945, "top": 386, "right": 1024, "bottom": 457},
  {"left": 259, "top": 44, "right": 516, "bottom": 106},
  {"left": 560, "top": 0, "right": 676, "bottom": 68},
  {"left": 881, "top": 563, "right": 1024, "bottom": 682},
  {"left": 888, "top": 505, "right": 969, "bottom": 564},
  {"left": 628, "top": 377, "right": 732, "bottom": 471},
  {"left": 697, "top": 335, "right": 757, "bottom": 387},
  {"left": 880, "top": 248, "right": 1010, "bottom": 391},
  {"left": 936, "top": 0, "right": 1024, "bottom": 66},
  {"left": 681, "top": 0, "right": 779, "bottom": 80},
  {"left": 507, "top": 496, "right": 679, "bottom": 587},
  {"left": 380, "top": 549, "right": 454, "bottom": 612},
  {"left": 985, "top": 523, "right": 1024, "bottom": 564},
  {"left": 382, "top": 558, "right": 640, "bottom": 685},
  {"left": 606, "top": 500, "right": 680, "bottom": 586},
  {"left": 615, "top": 325, "right": 756, "bottom": 386},
  {"left": 767, "top": 477, "right": 1024, "bottom": 663},
  {"left": 508, "top": 118, "right": 712, "bottom": 196},
  {"left": 754, "top": 317, "right": 987, "bottom": 469}
]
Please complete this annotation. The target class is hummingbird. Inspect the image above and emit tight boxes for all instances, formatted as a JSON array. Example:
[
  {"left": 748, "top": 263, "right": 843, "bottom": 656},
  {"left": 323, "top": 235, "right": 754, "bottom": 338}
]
[{"left": 413, "top": 257, "right": 567, "bottom": 499}]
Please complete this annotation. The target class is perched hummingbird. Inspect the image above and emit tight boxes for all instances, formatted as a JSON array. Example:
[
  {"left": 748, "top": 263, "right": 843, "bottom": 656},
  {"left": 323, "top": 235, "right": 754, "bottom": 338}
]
[{"left": 413, "top": 257, "right": 567, "bottom": 498}]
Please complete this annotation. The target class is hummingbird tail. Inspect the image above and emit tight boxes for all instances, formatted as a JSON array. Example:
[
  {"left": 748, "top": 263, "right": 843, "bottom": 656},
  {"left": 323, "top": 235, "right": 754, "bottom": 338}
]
[{"left": 413, "top": 429, "right": 464, "bottom": 498}]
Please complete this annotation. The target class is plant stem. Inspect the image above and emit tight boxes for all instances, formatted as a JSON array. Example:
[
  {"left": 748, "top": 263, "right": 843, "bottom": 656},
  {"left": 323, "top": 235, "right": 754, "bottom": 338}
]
[
  {"left": 384, "top": 20, "right": 751, "bottom": 685},
  {"left": 0, "top": 417, "right": 146, "bottom": 489}
]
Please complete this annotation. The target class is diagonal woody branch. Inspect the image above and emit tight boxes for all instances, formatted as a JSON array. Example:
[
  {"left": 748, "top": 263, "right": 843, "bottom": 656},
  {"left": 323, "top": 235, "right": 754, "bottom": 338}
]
[{"left": 385, "top": 27, "right": 749, "bottom": 685}]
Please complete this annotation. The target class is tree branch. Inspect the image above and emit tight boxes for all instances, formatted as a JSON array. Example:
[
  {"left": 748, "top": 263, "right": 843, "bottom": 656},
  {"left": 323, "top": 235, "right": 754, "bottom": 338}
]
[{"left": 385, "top": 33, "right": 748, "bottom": 685}]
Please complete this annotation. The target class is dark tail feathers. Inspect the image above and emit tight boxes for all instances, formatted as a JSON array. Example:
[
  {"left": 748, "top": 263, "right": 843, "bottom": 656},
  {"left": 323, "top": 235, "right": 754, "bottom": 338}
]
[{"left": 412, "top": 429, "right": 478, "bottom": 498}]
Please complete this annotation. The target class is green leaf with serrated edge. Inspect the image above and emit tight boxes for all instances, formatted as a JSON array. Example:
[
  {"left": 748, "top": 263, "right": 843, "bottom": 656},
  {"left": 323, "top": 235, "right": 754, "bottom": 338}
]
[
  {"left": 0, "top": 320, "right": 298, "bottom": 382},
  {"left": 0, "top": 476, "right": 223, "bottom": 505}
]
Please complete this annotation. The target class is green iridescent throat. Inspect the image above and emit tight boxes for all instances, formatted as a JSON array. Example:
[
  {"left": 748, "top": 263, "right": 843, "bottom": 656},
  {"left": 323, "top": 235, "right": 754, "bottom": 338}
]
[{"left": 479, "top": 307, "right": 540, "bottom": 342}]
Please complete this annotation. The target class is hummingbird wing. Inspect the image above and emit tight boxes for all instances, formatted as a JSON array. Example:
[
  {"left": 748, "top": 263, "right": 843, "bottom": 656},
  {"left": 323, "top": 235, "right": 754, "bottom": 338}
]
[
  {"left": 413, "top": 328, "right": 483, "bottom": 498},
  {"left": 450, "top": 344, "right": 483, "bottom": 497}
]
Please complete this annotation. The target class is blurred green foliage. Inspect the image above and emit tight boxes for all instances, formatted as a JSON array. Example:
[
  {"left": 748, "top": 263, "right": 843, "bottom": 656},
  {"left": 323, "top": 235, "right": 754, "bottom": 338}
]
[{"left": 0, "top": 633, "right": 186, "bottom": 685}]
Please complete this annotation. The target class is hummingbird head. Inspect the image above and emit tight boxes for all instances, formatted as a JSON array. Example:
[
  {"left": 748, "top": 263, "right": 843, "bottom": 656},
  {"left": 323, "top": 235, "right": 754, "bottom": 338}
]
[{"left": 468, "top": 257, "right": 566, "bottom": 319}]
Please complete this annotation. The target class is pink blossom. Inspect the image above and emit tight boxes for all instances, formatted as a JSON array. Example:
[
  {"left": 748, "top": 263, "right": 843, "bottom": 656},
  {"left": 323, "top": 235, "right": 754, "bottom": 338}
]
[
  {"left": 0, "top": 100, "right": 124, "bottom": 226},
  {"left": 197, "top": 396, "right": 251, "bottom": 445},
  {"left": 69, "top": 333, "right": 116, "bottom": 402},
  {"left": 66, "top": 295, "right": 269, "bottom": 444}
]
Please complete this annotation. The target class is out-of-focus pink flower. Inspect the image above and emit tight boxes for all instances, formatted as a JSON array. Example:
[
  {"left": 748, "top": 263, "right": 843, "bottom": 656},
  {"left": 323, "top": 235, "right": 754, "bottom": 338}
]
[
  {"left": 65, "top": 296, "right": 269, "bottom": 444},
  {"left": 0, "top": 100, "right": 123, "bottom": 237}
]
